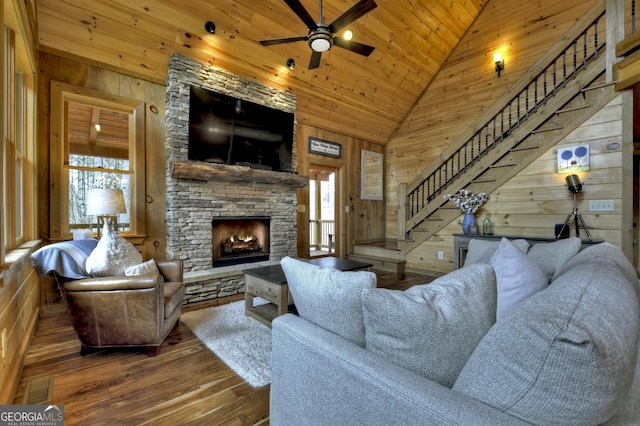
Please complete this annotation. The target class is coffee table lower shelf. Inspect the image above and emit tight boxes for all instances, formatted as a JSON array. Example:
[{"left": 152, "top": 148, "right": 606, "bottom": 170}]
[{"left": 245, "top": 303, "right": 295, "bottom": 328}]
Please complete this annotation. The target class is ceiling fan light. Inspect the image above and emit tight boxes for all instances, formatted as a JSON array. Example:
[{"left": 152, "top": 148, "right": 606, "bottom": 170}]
[{"left": 310, "top": 38, "right": 331, "bottom": 52}]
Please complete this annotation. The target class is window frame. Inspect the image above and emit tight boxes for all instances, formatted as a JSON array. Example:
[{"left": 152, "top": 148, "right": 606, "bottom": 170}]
[{"left": 49, "top": 82, "right": 146, "bottom": 242}]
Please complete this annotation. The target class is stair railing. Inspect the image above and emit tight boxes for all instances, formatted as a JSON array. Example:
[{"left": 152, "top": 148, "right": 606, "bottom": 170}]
[{"left": 403, "top": 0, "right": 607, "bottom": 230}]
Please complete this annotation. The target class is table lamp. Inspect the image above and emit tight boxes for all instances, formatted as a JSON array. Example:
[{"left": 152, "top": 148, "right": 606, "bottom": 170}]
[{"left": 86, "top": 188, "right": 127, "bottom": 238}]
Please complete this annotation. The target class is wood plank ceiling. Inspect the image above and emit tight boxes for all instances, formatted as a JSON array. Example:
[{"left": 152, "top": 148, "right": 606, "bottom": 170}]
[{"left": 37, "top": 0, "right": 487, "bottom": 145}]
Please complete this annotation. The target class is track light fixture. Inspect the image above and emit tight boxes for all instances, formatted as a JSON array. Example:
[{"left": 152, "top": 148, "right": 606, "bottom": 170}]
[{"left": 205, "top": 21, "right": 216, "bottom": 35}]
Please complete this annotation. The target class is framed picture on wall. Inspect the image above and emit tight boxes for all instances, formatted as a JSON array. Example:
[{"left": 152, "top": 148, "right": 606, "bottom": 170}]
[{"left": 558, "top": 144, "right": 590, "bottom": 173}]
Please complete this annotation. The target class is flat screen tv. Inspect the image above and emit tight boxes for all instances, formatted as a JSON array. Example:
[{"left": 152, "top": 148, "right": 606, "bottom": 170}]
[{"left": 188, "top": 85, "right": 294, "bottom": 172}]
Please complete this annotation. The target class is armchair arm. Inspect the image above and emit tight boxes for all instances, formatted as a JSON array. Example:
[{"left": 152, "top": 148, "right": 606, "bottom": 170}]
[
  {"left": 62, "top": 274, "right": 160, "bottom": 292},
  {"left": 156, "top": 259, "right": 183, "bottom": 283}
]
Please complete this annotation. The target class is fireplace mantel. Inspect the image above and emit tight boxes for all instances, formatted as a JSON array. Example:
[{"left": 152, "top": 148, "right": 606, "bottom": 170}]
[{"left": 171, "top": 159, "right": 308, "bottom": 187}]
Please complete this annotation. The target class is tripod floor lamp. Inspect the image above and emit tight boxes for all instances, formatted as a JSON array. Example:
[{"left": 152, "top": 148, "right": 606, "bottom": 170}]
[{"left": 556, "top": 174, "right": 592, "bottom": 240}]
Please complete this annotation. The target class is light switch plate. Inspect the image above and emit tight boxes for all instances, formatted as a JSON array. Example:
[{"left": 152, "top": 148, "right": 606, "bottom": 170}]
[{"left": 588, "top": 200, "right": 614, "bottom": 212}]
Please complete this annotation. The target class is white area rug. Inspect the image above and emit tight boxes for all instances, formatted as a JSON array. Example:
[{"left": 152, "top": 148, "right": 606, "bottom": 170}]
[{"left": 180, "top": 300, "right": 272, "bottom": 387}]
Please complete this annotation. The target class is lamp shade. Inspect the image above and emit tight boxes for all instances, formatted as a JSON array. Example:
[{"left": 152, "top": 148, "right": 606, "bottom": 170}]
[{"left": 86, "top": 188, "right": 127, "bottom": 216}]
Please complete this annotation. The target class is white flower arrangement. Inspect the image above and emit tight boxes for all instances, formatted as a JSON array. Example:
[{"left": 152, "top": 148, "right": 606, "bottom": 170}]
[{"left": 443, "top": 189, "right": 489, "bottom": 214}]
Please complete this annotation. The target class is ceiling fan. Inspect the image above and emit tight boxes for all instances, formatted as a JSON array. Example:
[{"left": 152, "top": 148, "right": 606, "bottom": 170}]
[{"left": 260, "top": 0, "right": 377, "bottom": 69}]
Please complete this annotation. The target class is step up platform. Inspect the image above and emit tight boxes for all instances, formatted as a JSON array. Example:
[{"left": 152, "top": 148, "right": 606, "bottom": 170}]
[{"left": 349, "top": 239, "right": 406, "bottom": 274}]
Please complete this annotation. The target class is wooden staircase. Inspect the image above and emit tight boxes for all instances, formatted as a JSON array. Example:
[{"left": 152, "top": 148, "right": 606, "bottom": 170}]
[
  {"left": 351, "top": 1, "right": 617, "bottom": 265},
  {"left": 399, "top": 73, "right": 616, "bottom": 253}
]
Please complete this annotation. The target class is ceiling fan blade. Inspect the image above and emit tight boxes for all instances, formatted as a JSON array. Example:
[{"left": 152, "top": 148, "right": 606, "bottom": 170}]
[
  {"left": 329, "top": 0, "right": 377, "bottom": 32},
  {"left": 308, "top": 51, "right": 322, "bottom": 69},
  {"left": 284, "top": 0, "right": 319, "bottom": 30},
  {"left": 260, "top": 35, "right": 308, "bottom": 46},
  {"left": 334, "top": 37, "right": 375, "bottom": 56}
]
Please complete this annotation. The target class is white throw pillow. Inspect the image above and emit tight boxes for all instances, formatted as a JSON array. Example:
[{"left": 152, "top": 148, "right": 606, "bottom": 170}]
[
  {"left": 280, "top": 256, "right": 377, "bottom": 347},
  {"left": 491, "top": 237, "right": 548, "bottom": 319},
  {"left": 86, "top": 222, "right": 143, "bottom": 276},
  {"left": 125, "top": 259, "right": 159, "bottom": 276},
  {"left": 464, "top": 238, "right": 530, "bottom": 267},
  {"left": 362, "top": 264, "right": 497, "bottom": 387}
]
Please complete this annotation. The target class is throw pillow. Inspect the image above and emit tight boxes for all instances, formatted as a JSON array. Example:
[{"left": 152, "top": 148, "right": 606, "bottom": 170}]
[
  {"left": 280, "top": 256, "right": 377, "bottom": 347},
  {"left": 361, "top": 264, "right": 496, "bottom": 387},
  {"left": 125, "top": 259, "right": 159, "bottom": 276},
  {"left": 453, "top": 257, "right": 640, "bottom": 425},
  {"left": 86, "top": 222, "right": 143, "bottom": 276},
  {"left": 491, "top": 237, "right": 547, "bottom": 320},
  {"left": 464, "top": 238, "right": 530, "bottom": 267},
  {"left": 527, "top": 237, "right": 581, "bottom": 282}
]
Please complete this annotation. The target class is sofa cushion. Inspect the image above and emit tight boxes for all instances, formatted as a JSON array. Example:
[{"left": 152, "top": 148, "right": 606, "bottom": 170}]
[
  {"left": 280, "top": 256, "right": 376, "bottom": 347},
  {"left": 453, "top": 255, "right": 640, "bottom": 425},
  {"left": 464, "top": 238, "right": 530, "bottom": 266},
  {"left": 557, "top": 242, "right": 638, "bottom": 284},
  {"left": 491, "top": 237, "right": 548, "bottom": 320},
  {"left": 527, "top": 237, "right": 581, "bottom": 281},
  {"left": 361, "top": 264, "right": 496, "bottom": 387}
]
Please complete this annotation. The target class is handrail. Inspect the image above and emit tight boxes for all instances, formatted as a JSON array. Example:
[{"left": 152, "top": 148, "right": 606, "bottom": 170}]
[{"left": 404, "top": 0, "right": 607, "bottom": 224}]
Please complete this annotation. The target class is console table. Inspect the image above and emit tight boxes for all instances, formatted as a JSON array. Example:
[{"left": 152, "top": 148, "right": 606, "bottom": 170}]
[
  {"left": 244, "top": 257, "right": 373, "bottom": 327},
  {"left": 453, "top": 234, "right": 602, "bottom": 269}
]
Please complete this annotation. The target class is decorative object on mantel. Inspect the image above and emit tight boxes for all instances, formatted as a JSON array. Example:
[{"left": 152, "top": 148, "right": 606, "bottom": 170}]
[{"left": 443, "top": 189, "right": 489, "bottom": 235}]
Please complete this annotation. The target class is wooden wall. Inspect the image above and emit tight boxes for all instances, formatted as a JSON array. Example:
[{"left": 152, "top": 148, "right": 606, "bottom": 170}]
[
  {"left": 295, "top": 124, "right": 385, "bottom": 258},
  {"left": 37, "top": 52, "right": 166, "bottom": 260}
]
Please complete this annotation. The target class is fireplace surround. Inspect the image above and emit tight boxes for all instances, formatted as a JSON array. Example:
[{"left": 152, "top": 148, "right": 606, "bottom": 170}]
[{"left": 164, "top": 54, "right": 303, "bottom": 303}]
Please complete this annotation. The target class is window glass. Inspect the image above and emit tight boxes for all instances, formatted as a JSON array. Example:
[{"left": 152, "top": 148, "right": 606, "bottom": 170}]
[{"left": 66, "top": 101, "right": 132, "bottom": 233}]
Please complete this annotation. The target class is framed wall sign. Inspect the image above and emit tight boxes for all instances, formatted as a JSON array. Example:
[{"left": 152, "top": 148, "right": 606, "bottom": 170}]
[
  {"left": 308, "top": 137, "right": 342, "bottom": 158},
  {"left": 558, "top": 144, "right": 590, "bottom": 173}
]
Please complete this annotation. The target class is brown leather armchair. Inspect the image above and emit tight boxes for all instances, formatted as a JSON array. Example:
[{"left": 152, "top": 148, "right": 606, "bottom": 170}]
[{"left": 58, "top": 259, "right": 185, "bottom": 356}]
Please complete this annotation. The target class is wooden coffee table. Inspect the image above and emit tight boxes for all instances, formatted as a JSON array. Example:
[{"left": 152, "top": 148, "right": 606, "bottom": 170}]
[{"left": 244, "top": 258, "right": 372, "bottom": 327}]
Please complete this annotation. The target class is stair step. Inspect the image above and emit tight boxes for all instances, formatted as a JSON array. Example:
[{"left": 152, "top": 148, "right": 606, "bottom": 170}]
[
  {"left": 347, "top": 254, "right": 406, "bottom": 274},
  {"left": 532, "top": 125, "right": 563, "bottom": 134},
  {"left": 556, "top": 104, "right": 589, "bottom": 114},
  {"left": 489, "top": 163, "right": 516, "bottom": 169},
  {"left": 510, "top": 144, "right": 540, "bottom": 152},
  {"left": 471, "top": 178, "right": 496, "bottom": 183}
]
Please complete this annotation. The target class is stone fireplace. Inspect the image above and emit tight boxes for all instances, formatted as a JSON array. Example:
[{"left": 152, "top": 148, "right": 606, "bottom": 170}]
[
  {"left": 212, "top": 216, "right": 270, "bottom": 267},
  {"left": 165, "top": 54, "right": 306, "bottom": 304}
]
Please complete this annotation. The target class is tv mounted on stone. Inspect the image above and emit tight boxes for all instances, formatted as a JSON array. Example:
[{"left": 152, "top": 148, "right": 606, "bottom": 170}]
[{"left": 188, "top": 85, "right": 294, "bottom": 172}]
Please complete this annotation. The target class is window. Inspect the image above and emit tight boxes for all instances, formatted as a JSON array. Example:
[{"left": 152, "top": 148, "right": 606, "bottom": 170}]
[
  {"left": 50, "top": 82, "right": 146, "bottom": 241},
  {"left": 2, "top": 26, "right": 34, "bottom": 252}
]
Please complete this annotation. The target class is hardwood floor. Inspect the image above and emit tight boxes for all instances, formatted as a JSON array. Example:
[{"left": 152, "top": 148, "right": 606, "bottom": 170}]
[{"left": 14, "top": 268, "right": 434, "bottom": 425}]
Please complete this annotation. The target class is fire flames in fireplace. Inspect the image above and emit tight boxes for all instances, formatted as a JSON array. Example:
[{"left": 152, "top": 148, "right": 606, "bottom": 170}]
[
  {"left": 212, "top": 216, "right": 270, "bottom": 267},
  {"left": 223, "top": 233, "right": 261, "bottom": 255}
]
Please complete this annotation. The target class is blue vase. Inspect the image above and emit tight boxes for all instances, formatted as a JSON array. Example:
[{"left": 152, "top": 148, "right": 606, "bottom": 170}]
[{"left": 462, "top": 212, "right": 478, "bottom": 234}]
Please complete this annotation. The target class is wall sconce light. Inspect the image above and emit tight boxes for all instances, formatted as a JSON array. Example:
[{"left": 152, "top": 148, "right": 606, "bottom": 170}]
[
  {"left": 287, "top": 58, "right": 295, "bottom": 70},
  {"left": 205, "top": 21, "right": 216, "bottom": 35},
  {"left": 494, "top": 53, "right": 504, "bottom": 77}
]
